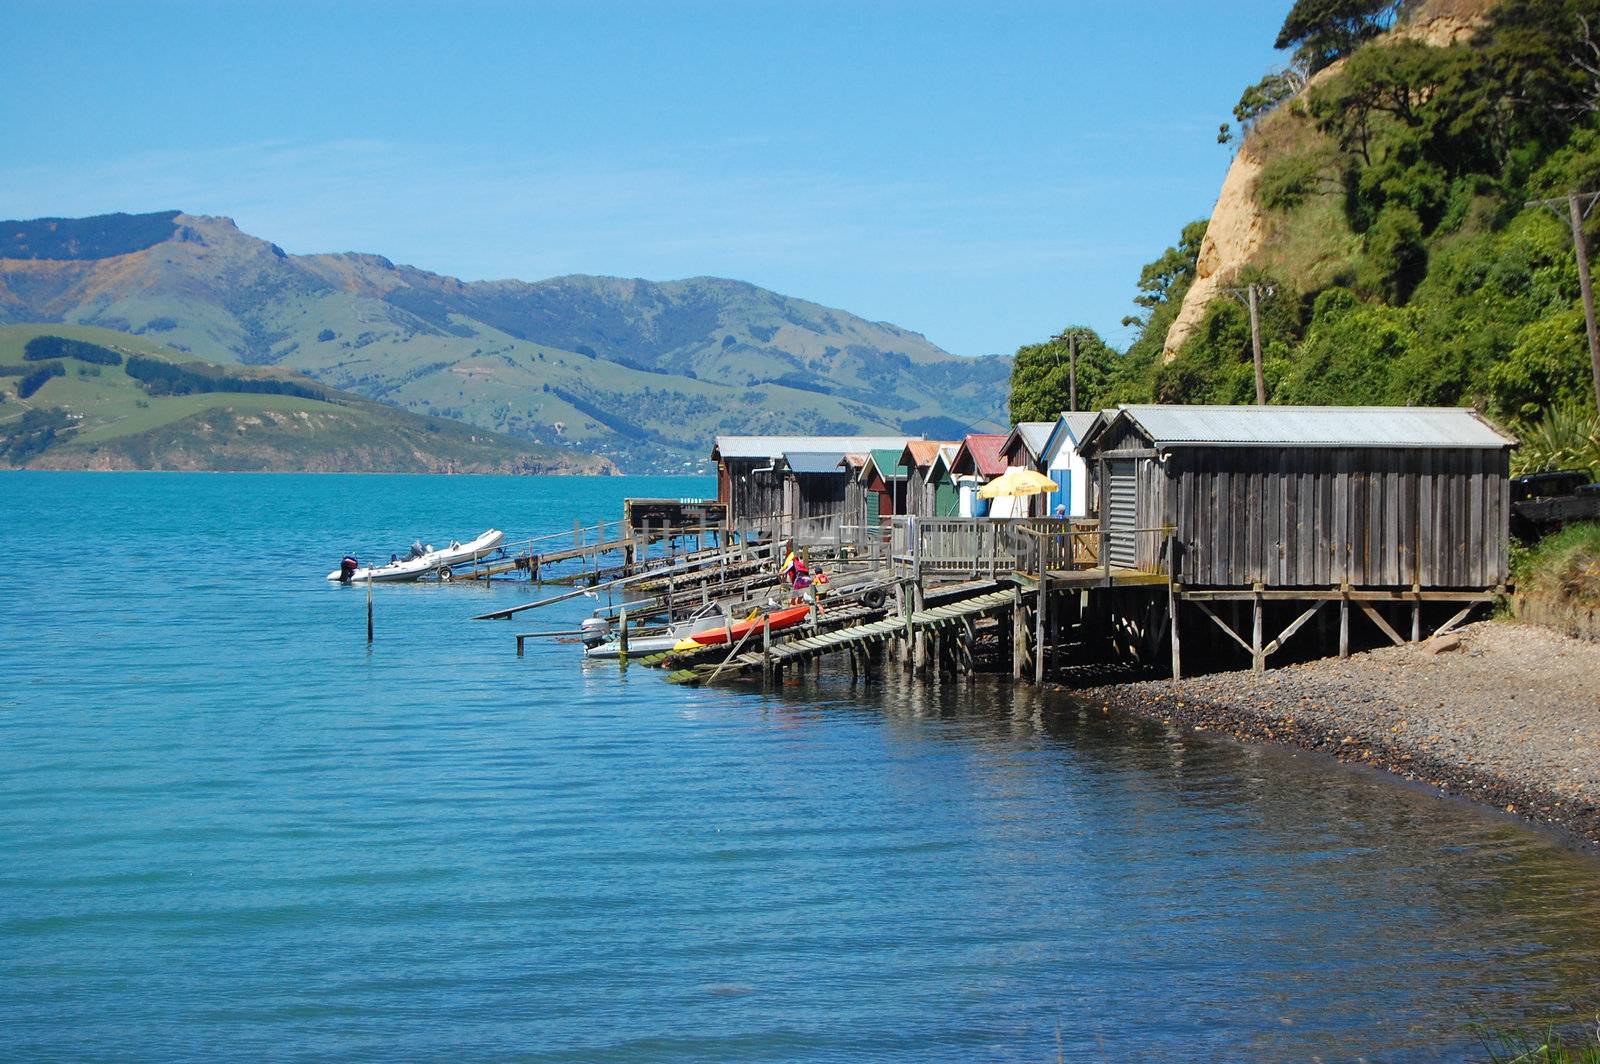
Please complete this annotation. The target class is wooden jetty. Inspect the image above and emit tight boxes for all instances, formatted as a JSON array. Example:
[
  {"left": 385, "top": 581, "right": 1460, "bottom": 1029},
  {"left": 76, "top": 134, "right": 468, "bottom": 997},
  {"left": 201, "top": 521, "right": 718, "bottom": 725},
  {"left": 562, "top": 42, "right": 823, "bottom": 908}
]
[{"left": 500, "top": 406, "right": 1519, "bottom": 689}]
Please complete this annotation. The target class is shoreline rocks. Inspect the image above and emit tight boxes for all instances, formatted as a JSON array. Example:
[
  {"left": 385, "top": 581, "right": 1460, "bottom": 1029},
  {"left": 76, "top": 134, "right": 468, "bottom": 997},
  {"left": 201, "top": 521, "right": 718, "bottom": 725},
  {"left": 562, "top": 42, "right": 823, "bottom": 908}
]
[{"left": 1073, "top": 619, "right": 1600, "bottom": 853}]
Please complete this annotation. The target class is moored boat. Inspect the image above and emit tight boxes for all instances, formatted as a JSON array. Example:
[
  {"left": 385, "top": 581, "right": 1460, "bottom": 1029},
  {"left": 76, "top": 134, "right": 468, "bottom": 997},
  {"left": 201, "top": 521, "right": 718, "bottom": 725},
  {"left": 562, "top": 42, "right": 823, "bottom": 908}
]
[
  {"left": 582, "top": 603, "right": 731, "bottom": 659},
  {"left": 327, "top": 529, "right": 505, "bottom": 583},
  {"left": 687, "top": 604, "right": 812, "bottom": 646}
]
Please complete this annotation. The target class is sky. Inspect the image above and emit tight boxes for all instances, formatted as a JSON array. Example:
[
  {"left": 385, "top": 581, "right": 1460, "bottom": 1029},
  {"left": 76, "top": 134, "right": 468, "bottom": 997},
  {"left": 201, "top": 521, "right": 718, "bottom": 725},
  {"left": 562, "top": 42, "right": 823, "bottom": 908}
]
[{"left": 1, "top": 1, "right": 1288, "bottom": 357}]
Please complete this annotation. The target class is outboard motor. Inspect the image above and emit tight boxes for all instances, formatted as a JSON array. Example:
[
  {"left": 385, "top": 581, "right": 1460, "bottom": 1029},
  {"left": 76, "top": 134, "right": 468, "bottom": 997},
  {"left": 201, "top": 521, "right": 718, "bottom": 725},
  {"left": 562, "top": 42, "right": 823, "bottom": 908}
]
[
  {"left": 580, "top": 616, "right": 611, "bottom": 649},
  {"left": 339, "top": 556, "right": 360, "bottom": 584}
]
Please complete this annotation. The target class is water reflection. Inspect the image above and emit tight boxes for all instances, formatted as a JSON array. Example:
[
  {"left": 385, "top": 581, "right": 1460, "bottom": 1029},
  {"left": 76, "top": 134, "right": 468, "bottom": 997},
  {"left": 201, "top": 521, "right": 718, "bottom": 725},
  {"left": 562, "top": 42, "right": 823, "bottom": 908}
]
[{"left": 756, "top": 665, "right": 1600, "bottom": 1061}]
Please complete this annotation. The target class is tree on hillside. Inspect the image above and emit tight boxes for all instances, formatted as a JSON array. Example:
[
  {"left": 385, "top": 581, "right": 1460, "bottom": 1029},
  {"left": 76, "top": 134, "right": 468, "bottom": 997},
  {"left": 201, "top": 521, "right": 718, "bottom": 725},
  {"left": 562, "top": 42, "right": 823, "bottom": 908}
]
[
  {"left": 1219, "top": 68, "right": 1308, "bottom": 144},
  {"left": 1008, "top": 328, "right": 1119, "bottom": 424},
  {"left": 1099, "top": 220, "right": 1210, "bottom": 404},
  {"left": 1128, "top": 219, "right": 1209, "bottom": 325},
  {"left": 1275, "top": 0, "right": 1405, "bottom": 73}
]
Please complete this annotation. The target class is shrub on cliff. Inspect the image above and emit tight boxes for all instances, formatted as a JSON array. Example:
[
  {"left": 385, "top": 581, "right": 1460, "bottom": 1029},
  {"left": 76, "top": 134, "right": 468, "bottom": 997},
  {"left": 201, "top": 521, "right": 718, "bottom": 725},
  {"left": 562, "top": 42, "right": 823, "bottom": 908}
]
[{"left": 1515, "top": 521, "right": 1600, "bottom": 611}]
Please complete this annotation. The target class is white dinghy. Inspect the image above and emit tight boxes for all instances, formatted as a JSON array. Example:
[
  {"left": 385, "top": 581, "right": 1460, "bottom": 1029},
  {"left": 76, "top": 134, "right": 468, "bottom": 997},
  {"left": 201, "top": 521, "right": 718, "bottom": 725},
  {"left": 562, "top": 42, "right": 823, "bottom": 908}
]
[{"left": 328, "top": 529, "right": 505, "bottom": 583}]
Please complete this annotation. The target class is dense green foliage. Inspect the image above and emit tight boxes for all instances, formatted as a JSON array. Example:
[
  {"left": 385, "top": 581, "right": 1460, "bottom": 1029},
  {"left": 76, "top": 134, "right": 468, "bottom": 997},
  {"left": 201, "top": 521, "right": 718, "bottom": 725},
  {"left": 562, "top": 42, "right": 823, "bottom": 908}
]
[
  {"left": 1514, "top": 404, "right": 1600, "bottom": 476},
  {"left": 24, "top": 335, "right": 123, "bottom": 366},
  {"left": 124, "top": 355, "right": 327, "bottom": 401},
  {"left": 0, "top": 408, "right": 72, "bottom": 463},
  {"left": 16, "top": 361, "right": 64, "bottom": 399},
  {"left": 1008, "top": 328, "right": 1122, "bottom": 423},
  {"left": 1011, "top": 0, "right": 1600, "bottom": 454},
  {"left": 0, "top": 210, "right": 179, "bottom": 260}
]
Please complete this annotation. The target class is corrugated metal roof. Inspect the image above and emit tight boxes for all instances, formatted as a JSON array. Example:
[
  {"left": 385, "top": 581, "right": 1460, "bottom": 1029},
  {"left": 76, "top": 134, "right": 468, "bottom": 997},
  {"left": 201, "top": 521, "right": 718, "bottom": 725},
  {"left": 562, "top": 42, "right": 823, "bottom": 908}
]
[
  {"left": 1017, "top": 422, "right": 1053, "bottom": 454},
  {"left": 1002, "top": 422, "right": 1054, "bottom": 461},
  {"left": 1041, "top": 411, "right": 1104, "bottom": 461},
  {"left": 867, "top": 448, "right": 909, "bottom": 479},
  {"left": 952, "top": 434, "right": 1009, "bottom": 477},
  {"left": 1060, "top": 411, "right": 1099, "bottom": 442},
  {"left": 783, "top": 450, "right": 849, "bottom": 474},
  {"left": 1108, "top": 405, "right": 1515, "bottom": 449},
  {"left": 713, "top": 435, "right": 914, "bottom": 460},
  {"left": 900, "top": 439, "right": 948, "bottom": 470}
]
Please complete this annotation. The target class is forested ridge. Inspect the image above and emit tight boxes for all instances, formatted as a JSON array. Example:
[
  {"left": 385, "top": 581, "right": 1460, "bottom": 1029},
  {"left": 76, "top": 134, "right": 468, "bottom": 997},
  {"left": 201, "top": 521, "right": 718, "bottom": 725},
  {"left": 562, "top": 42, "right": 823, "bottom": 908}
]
[{"left": 1010, "top": 0, "right": 1600, "bottom": 474}]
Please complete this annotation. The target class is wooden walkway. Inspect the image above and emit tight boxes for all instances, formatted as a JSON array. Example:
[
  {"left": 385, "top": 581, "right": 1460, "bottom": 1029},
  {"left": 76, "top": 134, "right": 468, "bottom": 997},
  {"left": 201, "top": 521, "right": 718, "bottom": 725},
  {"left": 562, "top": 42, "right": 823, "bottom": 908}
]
[{"left": 666, "top": 587, "right": 1025, "bottom": 684}]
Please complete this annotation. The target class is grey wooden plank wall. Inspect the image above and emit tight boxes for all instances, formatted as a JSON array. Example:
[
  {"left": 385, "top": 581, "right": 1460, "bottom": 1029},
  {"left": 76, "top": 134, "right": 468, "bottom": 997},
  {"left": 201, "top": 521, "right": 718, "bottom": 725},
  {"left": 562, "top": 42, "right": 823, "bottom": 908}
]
[{"left": 1167, "top": 446, "right": 1508, "bottom": 589}]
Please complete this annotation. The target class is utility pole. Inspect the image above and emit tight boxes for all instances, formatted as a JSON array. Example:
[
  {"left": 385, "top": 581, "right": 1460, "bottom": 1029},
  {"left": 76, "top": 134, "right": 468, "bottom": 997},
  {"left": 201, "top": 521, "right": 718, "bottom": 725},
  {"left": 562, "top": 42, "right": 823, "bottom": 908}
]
[
  {"left": 1529, "top": 191, "right": 1600, "bottom": 413},
  {"left": 1224, "top": 282, "right": 1273, "bottom": 405},
  {"left": 1049, "top": 331, "right": 1079, "bottom": 412}
]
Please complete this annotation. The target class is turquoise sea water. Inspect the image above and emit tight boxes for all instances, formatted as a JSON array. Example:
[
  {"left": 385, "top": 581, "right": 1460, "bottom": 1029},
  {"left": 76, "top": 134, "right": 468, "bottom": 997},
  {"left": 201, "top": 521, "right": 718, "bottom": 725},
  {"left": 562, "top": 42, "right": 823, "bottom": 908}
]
[{"left": 3, "top": 471, "right": 1599, "bottom": 1062}]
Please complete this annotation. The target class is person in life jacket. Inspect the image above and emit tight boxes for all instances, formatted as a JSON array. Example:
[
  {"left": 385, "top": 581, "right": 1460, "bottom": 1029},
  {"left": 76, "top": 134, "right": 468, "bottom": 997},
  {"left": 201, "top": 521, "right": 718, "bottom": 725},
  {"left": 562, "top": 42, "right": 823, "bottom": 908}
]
[{"left": 781, "top": 549, "right": 828, "bottom": 609}]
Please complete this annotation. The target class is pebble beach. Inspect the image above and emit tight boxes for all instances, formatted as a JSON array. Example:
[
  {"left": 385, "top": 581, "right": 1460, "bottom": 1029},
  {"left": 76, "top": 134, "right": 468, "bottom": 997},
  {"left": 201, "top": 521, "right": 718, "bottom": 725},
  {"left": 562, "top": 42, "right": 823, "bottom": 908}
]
[{"left": 1084, "top": 620, "right": 1600, "bottom": 851}]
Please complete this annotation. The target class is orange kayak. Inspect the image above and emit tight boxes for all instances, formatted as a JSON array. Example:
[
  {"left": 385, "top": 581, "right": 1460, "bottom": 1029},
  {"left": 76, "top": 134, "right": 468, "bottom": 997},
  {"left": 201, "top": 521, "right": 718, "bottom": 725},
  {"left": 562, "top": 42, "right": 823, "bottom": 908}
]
[{"left": 689, "top": 605, "right": 812, "bottom": 645}]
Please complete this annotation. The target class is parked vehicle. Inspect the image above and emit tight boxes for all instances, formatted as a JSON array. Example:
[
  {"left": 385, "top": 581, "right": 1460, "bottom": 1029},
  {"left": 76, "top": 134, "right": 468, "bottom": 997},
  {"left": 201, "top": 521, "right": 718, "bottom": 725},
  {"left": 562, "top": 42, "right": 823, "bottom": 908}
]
[{"left": 1510, "top": 471, "right": 1600, "bottom": 542}]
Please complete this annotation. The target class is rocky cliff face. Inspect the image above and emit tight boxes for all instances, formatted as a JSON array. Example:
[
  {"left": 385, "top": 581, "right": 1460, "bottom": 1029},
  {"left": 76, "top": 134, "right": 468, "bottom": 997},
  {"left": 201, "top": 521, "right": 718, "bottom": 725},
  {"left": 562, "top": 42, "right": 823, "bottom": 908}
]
[{"left": 1160, "top": 2, "right": 1494, "bottom": 360}]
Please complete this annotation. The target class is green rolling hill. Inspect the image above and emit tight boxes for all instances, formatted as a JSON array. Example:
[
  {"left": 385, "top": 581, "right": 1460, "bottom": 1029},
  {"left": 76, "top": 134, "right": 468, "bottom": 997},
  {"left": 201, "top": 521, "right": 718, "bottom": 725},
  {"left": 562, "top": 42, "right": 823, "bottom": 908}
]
[
  {"left": 0, "top": 323, "right": 613, "bottom": 474},
  {"left": 0, "top": 212, "right": 1010, "bottom": 470}
]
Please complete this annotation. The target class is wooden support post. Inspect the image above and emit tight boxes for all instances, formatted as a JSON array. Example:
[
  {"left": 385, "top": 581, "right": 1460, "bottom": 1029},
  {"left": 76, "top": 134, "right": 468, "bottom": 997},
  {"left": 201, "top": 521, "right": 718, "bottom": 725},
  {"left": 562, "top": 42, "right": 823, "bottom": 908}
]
[
  {"left": 1168, "top": 584, "right": 1182, "bottom": 680},
  {"left": 912, "top": 579, "right": 926, "bottom": 674},
  {"left": 1432, "top": 603, "right": 1477, "bottom": 640},
  {"left": 1410, "top": 588, "right": 1421, "bottom": 644},
  {"left": 898, "top": 581, "right": 912, "bottom": 668},
  {"left": 618, "top": 607, "right": 629, "bottom": 664},
  {"left": 1251, "top": 589, "right": 1264, "bottom": 673},
  {"left": 1193, "top": 599, "right": 1253, "bottom": 659},
  {"left": 1339, "top": 588, "right": 1350, "bottom": 659},
  {"left": 961, "top": 617, "right": 976, "bottom": 679},
  {"left": 1263, "top": 602, "right": 1323, "bottom": 659},
  {"left": 366, "top": 574, "right": 374, "bottom": 643},
  {"left": 1359, "top": 602, "right": 1408, "bottom": 648},
  {"left": 1035, "top": 574, "right": 1048, "bottom": 685},
  {"left": 1012, "top": 588, "right": 1025, "bottom": 680},
  {"left": 762, "top": 616, "right": 772, "bottom": 678}
]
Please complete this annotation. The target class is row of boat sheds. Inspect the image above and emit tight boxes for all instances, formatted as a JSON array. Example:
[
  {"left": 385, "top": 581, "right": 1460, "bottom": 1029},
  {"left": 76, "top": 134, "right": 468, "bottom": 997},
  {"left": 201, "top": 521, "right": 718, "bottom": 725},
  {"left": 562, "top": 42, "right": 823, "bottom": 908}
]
[{"left": 494, "top": 404, "right": 1517, "bottom": 688}]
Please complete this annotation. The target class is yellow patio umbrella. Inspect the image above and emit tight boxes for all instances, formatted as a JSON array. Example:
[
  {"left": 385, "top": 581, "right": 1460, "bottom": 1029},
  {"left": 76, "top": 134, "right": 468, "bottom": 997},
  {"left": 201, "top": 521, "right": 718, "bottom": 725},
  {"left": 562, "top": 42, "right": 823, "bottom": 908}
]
[{"left": 977, "top": 466, "right": 1058, "bottom": 499}]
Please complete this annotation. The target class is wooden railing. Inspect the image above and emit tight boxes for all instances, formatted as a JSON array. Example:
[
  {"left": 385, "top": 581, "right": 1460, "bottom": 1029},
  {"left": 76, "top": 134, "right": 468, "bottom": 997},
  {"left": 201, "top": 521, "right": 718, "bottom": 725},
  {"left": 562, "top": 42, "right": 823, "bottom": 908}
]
[
  {"left": 889, "top": 517, "right": 1103, "bottom": 576},
  {"left": 887, "top": 516, "right": 1182, "bottom": 580}
]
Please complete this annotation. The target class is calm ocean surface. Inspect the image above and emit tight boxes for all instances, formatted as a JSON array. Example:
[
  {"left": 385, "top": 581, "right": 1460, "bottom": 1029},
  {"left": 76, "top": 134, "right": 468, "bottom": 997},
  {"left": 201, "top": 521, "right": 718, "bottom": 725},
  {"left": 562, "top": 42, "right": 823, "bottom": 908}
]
[{"left": 3, "top": 471, "right": 1599, "bottom": 1062}]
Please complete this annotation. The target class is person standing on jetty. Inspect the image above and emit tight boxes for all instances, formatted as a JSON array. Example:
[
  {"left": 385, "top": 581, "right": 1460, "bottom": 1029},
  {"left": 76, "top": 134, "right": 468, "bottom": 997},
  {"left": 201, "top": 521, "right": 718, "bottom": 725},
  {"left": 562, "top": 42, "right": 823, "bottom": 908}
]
[{"left": 780, "top": 542, "right": 826, "bottom": 611}]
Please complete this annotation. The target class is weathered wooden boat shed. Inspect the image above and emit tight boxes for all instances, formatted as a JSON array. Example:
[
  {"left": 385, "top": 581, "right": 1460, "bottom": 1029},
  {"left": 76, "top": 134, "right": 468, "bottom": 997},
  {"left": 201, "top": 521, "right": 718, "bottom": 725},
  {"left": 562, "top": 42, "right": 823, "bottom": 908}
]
[
  {"left": 711, "top": 435, "right": 914, "bottom": 540},
  {"left": 1076, "top": 404, "right": 1516, "bottom": 670}
]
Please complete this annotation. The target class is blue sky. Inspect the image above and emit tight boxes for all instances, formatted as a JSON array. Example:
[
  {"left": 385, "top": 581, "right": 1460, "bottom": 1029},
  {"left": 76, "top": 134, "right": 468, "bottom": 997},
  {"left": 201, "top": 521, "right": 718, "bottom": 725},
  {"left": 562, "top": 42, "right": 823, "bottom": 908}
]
[{"left": 1, "top": 1, "right": 1288, "bottom": 357}]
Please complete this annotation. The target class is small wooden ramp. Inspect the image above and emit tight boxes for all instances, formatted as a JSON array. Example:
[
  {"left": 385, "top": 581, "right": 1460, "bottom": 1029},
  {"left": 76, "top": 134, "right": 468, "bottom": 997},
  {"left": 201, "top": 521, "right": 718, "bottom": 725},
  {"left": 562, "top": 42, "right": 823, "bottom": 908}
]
[{"left": 668, "top": 587, "right": 1025, "bottom": 685}]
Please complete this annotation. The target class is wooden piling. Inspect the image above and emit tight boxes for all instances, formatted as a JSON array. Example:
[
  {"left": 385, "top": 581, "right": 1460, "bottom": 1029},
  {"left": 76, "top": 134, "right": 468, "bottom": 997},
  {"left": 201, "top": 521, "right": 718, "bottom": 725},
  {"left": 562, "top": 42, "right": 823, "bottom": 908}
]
[
  {"left": 1251, "top": 588, "right": 1264, "bottom": 673},
  {"left": 1339, "top": 587, "right": 1350, "bottom": 659},
  {"left": 1011, "top": 588, "right": 1025, "bottom": 680},
  {"left": 1034, "top": 575, "right": 1048, "bottom": 685},
  {"left": 1168, "top": 583, "right": 1182, "bottom": 680},
  {"left": 366, "top": 573, "right": 374, "bottom": 643}
]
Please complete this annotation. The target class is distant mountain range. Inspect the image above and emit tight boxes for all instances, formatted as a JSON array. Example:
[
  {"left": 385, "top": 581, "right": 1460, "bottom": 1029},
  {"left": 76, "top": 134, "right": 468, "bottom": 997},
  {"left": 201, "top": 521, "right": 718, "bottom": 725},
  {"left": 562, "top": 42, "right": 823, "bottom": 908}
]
[
  {"left": 0, "top": 211, "right": 1009, "bottom": 471},
  {"left": 0, "top": 322, "right": 613, "bottom": 474}
]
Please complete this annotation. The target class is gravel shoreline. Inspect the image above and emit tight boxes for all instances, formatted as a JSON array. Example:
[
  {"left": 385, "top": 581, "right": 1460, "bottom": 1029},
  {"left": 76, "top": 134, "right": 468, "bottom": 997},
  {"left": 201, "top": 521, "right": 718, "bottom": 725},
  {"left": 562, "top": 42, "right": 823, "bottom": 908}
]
[{"left": 1075, "top": 619, "right": 1600, "bottom": 851}]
